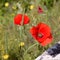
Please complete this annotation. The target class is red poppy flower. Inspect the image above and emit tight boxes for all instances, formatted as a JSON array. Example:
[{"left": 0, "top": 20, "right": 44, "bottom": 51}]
[
  {"left": 14, "top": 14, "right": 30, "bottom": 25},
  {"left": 30, "top": 23, "right": 53, "bottom": 46},
  {"left": 38, "top": 6, "right": 43, "bottom": 13}
]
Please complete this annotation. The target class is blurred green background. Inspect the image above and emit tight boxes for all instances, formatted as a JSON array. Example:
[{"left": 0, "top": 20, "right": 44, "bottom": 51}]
[{"left": 0, "top": 0, "right": 60, "bottom": 60}]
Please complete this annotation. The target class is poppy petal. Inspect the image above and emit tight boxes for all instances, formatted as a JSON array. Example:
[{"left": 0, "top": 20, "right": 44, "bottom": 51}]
[
  {"left": 37, "top": 23, "right": 51, "bottom": 42},
  {"left": 24, "top": 15, "right": 30, "bottom": 24},
  {"left": 14, "top": 14, "right": 30, "bottom": 25},
  {"left": 40, "top": 34, "right": 53, "bottom": 46},
  {"left": 37, "top": 23, "right": 50, "bottom": 30},
  {"left": 14, "top": 14, "right": 22, "bottom": 25},
  {"left": 38, "top": 6, "right": 43, "bottom": 13},
  {"left": 30, "top": 22, "right": 53, "bottom": 47},
  {"left": 38, "top": 26, "right": 51, "bottom": 36},
  {"left": 30, "top": 26, "right": 38, "bottom": 39}
]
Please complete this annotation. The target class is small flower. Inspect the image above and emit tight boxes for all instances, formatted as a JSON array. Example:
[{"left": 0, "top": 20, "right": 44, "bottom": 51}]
[
  {"left": 19, "top": 42, "right": 25, "bottom": 47},
  {"left": 38, "top": 6, "right": 43, "bottom": 13},
  {"left": 3, "top": 54, "right": 9, "bottom": 59},
  {"left": 30, "top": 23, "right": 53, "bottom": 46},
  {"left": 14, "top": 14, "right": 30, "bottom": 25},
  {"left": 29, "top": 5, "right": 34, "bottom": 10},
  {"left": 5, "top": 2, "right": 9, "bottom": 7}
]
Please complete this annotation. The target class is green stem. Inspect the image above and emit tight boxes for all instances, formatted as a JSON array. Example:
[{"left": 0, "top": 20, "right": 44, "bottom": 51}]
[
  {"left": 21, "top": 8, "right": 25, "bottom": 25},
  {"left": 19, "top": 8, "right": 25, "bottom": 41},
  {"left": 24, "top": 42, "right": 38, "bottom": 55},
  {"left": 4, "top": 30, "right": 8, "bottom": 54}
]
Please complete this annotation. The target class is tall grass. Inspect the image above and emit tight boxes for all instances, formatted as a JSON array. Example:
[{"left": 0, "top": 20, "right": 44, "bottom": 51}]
[{"left": 0, "top": 0, "right": 60, "bottom": 60}]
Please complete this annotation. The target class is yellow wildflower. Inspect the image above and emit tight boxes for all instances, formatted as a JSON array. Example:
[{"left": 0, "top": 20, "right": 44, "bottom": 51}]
[
  {"left": 5, "top": 2, "right": 9, "bottom": 7},
  {"left": 3, "top": 54, "right": 9, "bottom": 59},
  {"left": 19, "top": 42, "right": 25, "bottom": 47},
  {"left": 29, "top": 5, "right": 34, "bottom": 10}
]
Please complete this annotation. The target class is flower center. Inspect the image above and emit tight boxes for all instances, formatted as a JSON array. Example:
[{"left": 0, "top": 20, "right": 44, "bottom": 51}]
[{"left": 38, "top": 33, "right": 43, "bottom": 38}]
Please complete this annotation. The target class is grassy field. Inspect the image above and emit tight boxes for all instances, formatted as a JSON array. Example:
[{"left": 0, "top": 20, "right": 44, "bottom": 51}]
[{"left": 0, "top": 0, "right": 60, "bottom": 60}]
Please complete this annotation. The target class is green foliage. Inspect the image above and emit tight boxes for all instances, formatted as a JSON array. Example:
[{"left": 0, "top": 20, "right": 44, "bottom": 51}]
[
  {"left": 40, "top": 0, "right": 59, "bottom": 9},
  {"left": 0, "top": 0, "right": 60, "bottom": 60}
]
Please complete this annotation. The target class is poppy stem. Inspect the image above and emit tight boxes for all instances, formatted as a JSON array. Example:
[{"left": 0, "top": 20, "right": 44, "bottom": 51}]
[
  {"left": 4, "top": 30, "right": 8, "bottom": 54},
  {"left": 21, "top": 8, "right": 25, "bottom": 25},
  {"left": 24, "top": 42, "right": 38, "bottom": 55}
]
